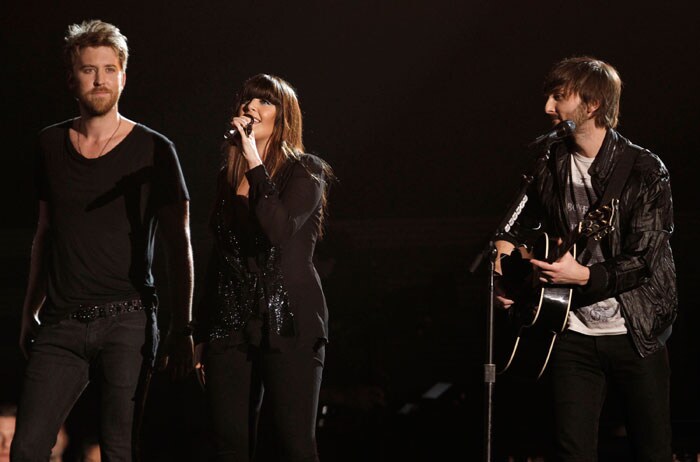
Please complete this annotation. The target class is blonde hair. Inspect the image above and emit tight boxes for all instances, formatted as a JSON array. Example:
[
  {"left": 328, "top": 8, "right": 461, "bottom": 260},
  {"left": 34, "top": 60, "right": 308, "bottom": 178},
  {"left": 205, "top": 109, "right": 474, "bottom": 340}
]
[{"left": 64, "top": 19, "right": 129, "bottom": 71}]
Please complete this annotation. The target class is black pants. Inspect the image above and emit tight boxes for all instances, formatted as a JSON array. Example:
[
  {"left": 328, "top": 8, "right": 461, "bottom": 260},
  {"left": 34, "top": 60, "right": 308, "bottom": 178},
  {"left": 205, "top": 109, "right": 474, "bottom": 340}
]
[
  {"left": 204, "top": 339, "right": 325, "bottom": 462},
  {"left": 11, "top": 310, "right": 152, "bottom": 462},
  {"left": 548, "top": 331, "right": 672, "bottom": 462}
]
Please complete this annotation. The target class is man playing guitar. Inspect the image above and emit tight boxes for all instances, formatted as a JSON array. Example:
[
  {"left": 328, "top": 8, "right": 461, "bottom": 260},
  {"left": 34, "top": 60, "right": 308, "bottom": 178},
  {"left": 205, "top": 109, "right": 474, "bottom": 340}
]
[{"left": 494, "top": 56, "right": 677, "bottom": 461}]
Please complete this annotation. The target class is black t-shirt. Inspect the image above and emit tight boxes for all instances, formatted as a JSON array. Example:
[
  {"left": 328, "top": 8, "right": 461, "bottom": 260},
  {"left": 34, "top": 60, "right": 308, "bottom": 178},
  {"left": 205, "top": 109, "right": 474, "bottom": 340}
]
[{"left": 35, "top": 120, "right": 189, "bottom": 320}]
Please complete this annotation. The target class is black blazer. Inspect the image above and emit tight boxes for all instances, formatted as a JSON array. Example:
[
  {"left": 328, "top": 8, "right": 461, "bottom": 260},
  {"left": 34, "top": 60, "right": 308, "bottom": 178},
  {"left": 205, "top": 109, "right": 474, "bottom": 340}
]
[{"left": 196, "top": 154, "right": 330, "bottom": 349}]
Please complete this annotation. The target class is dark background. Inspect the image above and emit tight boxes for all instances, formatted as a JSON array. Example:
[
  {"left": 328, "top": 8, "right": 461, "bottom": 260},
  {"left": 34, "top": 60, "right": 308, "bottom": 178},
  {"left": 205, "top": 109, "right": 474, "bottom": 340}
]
[{"left": 1, "top": 1, "right": 698, "bottom": 460}]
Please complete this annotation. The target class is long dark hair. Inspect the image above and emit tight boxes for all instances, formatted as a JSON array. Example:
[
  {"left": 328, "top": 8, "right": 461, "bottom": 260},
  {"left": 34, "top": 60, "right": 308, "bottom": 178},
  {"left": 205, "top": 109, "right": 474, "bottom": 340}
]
[{"left": 217, "top": 73, "right": 334, "bottom": 236}]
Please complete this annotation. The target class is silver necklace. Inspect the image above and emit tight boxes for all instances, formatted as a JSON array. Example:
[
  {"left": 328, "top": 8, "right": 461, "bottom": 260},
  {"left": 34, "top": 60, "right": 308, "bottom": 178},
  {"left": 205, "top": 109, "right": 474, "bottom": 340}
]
[{"left": 76, "top": 116, "right": 122, "bottom": 158}]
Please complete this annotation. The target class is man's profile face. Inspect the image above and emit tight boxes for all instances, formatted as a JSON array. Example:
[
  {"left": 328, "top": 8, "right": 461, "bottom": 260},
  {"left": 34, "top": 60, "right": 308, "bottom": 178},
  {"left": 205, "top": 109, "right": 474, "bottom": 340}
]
[
  {"left": 0, "top": 416, "right": 15, "bottom": 462},
  {"left": 544, "top": 88, "right": 591, "bottom": 130},
  {"left": 70, "top": 46, "right": 126, "bottom": 117}
]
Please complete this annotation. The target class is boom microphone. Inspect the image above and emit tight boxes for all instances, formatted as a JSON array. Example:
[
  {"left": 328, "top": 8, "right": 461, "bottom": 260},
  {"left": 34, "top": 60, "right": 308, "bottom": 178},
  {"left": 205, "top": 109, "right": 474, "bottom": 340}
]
[{"left": 528, "top": 120, "right": 576, "bottom": 147}]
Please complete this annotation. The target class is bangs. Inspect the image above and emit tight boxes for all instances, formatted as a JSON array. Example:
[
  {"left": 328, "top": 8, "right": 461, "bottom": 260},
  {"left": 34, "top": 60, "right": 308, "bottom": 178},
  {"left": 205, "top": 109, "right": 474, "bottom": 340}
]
[
  {"left": 543, "top": 58, "right": 610, "bottom": 97},
  {"left": 543, "top": 72, "right": 578, "bottom": 97},
  {"left": 240, "top": 76, "right": 283, "bottom": 106}
]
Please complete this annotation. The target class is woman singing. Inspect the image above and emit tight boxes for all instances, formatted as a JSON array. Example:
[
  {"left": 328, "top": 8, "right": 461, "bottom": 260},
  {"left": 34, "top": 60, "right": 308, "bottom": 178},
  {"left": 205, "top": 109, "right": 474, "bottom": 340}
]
[{"left": 195, "top": 74, "right": 334, "bottom": 461}]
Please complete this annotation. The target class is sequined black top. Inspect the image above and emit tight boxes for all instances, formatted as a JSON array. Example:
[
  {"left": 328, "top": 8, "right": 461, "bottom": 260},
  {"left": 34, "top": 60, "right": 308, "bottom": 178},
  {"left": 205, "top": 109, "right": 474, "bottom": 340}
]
[{"left": 197, "top": 154, "right": 330, "bottom": 349}]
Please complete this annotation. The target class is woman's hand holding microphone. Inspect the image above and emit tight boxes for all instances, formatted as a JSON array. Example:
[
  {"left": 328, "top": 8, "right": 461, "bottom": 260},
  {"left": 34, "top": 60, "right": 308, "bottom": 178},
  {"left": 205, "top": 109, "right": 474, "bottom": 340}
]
[{"left": 228, "top": 114, "right": 263, "bottom": 169}]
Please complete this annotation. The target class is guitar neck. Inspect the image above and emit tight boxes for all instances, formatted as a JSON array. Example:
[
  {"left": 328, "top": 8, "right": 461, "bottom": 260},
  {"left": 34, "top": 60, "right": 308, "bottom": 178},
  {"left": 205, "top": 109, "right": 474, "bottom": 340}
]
[{"left": 540, "top": 203, "right": 614, "bottom": 263}]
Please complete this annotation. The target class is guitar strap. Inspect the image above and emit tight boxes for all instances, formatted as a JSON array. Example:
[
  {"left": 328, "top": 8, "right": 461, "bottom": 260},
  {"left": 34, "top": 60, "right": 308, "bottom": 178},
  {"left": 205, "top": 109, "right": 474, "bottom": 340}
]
[
  {"left": 597, "top": 144, "right": 641, "bottom": 208},
  {"left": 581, "top": 143, "right": 641, "bottom": 257}
]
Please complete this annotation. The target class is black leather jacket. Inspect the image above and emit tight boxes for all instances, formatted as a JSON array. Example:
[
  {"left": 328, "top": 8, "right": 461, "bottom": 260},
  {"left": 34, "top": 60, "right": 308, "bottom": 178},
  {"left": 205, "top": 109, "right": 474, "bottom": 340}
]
[{"left": 502, "top": 129, "right": 677, "bottom": 357}]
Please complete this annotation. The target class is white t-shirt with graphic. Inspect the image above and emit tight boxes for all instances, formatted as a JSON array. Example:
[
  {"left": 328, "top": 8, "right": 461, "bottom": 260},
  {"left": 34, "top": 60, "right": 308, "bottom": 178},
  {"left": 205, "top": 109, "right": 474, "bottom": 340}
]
[{"left": 566, "top": 153, "right": 626, "bottom": 336}]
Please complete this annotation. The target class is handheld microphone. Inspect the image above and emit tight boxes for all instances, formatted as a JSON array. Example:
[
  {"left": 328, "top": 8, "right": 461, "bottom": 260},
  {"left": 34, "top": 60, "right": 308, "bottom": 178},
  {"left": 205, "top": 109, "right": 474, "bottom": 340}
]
[
  {"left": 528, "top": 120, "right": 576, "bottom": 147},
  {"left": 224, "top": 114, "right": 255, "bottom": 144}
]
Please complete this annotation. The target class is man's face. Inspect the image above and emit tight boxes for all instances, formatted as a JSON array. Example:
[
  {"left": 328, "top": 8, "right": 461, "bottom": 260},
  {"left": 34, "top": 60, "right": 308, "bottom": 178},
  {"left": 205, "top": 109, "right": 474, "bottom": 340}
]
[
  {"left": 544, "top": 89, "right": 592, "bottom": 129},
  {"left": 70, "top": 46, "right": 126, "bottom": 116},
  {"left": 0, "top": 416, "right": 16, "bottom": 462}
]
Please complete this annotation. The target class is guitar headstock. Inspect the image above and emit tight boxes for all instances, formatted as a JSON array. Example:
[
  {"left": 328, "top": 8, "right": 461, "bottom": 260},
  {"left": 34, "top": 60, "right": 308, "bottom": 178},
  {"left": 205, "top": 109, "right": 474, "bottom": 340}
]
[{"left": 579, "top": 199, "right": 618, "bottom": 241}]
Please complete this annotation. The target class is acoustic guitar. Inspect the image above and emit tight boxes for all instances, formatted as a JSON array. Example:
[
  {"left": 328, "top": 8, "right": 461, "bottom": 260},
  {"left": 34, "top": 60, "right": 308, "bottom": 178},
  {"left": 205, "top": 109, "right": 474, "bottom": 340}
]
[{"left": 495, "top": 200, "right": 617, "bottom": 380}]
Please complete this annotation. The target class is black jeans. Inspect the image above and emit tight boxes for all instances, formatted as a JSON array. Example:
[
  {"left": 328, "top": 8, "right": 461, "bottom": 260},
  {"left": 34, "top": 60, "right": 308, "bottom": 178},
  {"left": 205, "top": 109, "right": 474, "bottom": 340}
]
[
  {"left": 11, "top": 310, "right": 153, "bottom": 462},
  {"left": 204, "top": 339, "right": 325, "bottom": 462},
  {"left": 548, "top": 331, "right": 671, "bottom": 462}
]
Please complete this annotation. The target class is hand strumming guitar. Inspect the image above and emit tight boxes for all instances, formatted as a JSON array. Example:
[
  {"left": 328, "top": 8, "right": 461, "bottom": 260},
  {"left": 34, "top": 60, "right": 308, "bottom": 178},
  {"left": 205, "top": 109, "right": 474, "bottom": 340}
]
[{"left": 530, "top": 250, "right": 590, "bottom": 286}]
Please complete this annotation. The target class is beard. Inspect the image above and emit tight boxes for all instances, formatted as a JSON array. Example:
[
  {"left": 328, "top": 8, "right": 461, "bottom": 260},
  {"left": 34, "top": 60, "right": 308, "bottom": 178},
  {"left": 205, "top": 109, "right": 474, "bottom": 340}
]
[
  {"left": 77, "top": 88, "right": 121, "bottom": 116},
  {"left": 572, "top": 103, "right": 590, "bottom": 129}
]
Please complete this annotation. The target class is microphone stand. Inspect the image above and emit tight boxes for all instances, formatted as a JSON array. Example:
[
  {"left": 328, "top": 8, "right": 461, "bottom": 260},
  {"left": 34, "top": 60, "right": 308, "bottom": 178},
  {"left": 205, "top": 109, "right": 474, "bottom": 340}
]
[{"left": 468, "top": 142, "right": 553, "bottom": 462}]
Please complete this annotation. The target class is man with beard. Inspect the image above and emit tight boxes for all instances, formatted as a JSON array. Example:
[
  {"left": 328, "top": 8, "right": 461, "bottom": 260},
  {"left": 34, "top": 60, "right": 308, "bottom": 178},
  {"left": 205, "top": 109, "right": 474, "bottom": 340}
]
[
  {"left": 494, "top": 56, "right": 677, "bottom": 460},
  {"left": 11, "top": 19, "right": 194, "bottom": 461}
]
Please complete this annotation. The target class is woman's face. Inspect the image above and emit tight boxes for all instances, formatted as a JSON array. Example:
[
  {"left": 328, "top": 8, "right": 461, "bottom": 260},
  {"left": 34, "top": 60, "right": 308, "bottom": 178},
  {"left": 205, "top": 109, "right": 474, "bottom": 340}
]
[{"left": 239, "top": 97, "right": 278, "bottom": 146}]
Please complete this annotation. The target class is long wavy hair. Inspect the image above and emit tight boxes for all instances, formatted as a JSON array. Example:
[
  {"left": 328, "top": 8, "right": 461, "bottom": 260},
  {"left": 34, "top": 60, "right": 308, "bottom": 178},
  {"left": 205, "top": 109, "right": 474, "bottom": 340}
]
[{"left": 218, "top": 73, "right": 334, "bottom": 236}]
